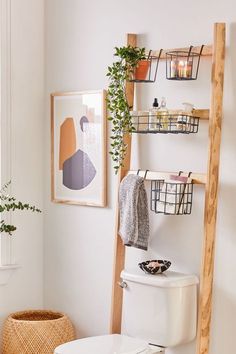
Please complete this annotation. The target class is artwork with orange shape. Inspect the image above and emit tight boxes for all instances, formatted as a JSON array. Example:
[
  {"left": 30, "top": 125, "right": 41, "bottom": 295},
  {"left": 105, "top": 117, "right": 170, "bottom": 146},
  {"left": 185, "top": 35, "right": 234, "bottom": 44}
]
[
  {"left": 51, "top": 90, "right": 106, "bottom": 207},
  {"left": 59, "top": 117, "right": 76, "bottom": 170},
  {"left": 59, "top": 116, "right": 96, "bottom": 190}
]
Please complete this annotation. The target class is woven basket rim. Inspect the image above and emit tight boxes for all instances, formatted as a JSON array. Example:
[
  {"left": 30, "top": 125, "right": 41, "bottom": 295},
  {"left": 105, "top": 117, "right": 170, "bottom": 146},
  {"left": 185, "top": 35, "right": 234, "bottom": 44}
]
[{"left": 7, "top": 310, "right": 67, "bottom": 323}]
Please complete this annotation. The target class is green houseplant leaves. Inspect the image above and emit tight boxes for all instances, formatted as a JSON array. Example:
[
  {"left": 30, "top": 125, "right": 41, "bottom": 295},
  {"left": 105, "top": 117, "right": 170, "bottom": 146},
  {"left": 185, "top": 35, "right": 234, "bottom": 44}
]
[
  {"left": 107, "top": 46, "right": 146, "bottom": 173},
  {"left": 0, "top": 181, "right": 41, "bottom": 236}
]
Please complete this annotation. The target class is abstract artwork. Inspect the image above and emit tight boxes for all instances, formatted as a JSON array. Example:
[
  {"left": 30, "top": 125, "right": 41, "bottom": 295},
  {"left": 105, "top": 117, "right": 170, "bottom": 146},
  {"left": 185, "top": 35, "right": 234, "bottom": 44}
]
[{"left": 51, "top": 90, "right": 106, "bottom": 206}]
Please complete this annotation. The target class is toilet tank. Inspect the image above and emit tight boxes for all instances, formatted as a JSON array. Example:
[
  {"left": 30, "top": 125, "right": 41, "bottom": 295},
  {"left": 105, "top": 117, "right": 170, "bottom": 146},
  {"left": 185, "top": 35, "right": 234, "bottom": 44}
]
[{"left": 121, "top": 268, "right": 198, "bottom": 348}]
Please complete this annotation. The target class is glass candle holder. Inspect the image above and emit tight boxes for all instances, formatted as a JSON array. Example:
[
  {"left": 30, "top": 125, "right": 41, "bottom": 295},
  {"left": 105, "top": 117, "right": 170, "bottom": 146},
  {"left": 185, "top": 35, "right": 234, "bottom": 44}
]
[{"left": 166, "top": 46, "right": 203, "bottom": 80}]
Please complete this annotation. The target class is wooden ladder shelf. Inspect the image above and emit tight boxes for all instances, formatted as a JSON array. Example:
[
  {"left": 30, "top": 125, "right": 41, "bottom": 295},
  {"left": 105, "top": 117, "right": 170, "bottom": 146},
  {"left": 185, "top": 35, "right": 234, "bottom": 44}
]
[{"left": 110, "top": 23, "right": 225, "bottom": 354}]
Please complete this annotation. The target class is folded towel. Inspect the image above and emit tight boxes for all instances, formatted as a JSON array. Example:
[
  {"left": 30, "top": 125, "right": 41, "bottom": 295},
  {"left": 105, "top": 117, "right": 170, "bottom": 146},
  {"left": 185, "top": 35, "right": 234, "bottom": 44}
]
[{"left": 119, "top": 174, "right": 149, "bottom": 250}]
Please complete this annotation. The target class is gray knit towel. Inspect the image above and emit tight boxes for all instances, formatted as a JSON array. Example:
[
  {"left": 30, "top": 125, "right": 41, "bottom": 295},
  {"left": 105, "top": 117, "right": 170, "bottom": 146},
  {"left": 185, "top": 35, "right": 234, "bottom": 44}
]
[{"left": 119, "top": 174, "right": 149, "bottom": 251}]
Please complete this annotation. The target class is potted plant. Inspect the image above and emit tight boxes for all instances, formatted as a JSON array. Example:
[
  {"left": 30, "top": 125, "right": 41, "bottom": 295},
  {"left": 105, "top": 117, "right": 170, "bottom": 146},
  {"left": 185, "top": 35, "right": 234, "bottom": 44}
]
[
  {"left": 106, "top": 45, "right": 146, "bottom": 173},
  {"left": 133, "top": 55, "right": 151, "bottom": 81},
  {"left": 0, "top": 181, "right": 41, "bottom": 236}
]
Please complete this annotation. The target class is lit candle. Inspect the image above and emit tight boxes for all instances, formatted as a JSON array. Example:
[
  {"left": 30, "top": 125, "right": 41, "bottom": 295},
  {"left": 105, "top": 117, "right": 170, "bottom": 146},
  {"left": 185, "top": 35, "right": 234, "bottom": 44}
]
[
  {"left": 177, "top": 60, "right": 193, "bottom": 78},
  {"left": 185, "top": 60, "right": 193, "bottom": 78},
  {"left": 170, "top": 60, "right": 178, "bottom": 78},
  {"left": 178, "top": 60, "right": 186, "bottom": 78}
]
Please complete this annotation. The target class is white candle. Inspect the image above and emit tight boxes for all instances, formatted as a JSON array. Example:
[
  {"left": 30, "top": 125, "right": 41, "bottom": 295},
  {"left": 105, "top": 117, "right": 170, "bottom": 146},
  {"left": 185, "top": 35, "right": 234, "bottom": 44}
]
[
  {"left": 177, "top": 59, "right": 193, "bottom": 78},
  {"left": 170, "top": 60, "right": 178, "bottom": 78}
]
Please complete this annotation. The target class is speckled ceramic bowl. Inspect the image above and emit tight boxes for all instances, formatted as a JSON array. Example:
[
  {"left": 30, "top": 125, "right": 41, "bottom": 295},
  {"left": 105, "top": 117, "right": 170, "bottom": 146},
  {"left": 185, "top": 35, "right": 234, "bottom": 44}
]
[{"left": 138, "top": 260, "right": 171, "bottom": 274}]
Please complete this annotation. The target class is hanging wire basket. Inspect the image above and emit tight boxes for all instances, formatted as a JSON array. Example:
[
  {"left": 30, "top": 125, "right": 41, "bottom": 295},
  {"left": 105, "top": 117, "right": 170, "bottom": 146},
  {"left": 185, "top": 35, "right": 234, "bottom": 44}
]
[
  {"left": 150, "top": 179, "right": 193, "bottom": 215},
  {"left": 166, "top": 45, "right": 204, "bottom": 80},
  {"left": 131, "top": 111, "right": 199, "bottom": 134},
  {"left": 129, "top": 49, "right": 162, "bottom": 83}
]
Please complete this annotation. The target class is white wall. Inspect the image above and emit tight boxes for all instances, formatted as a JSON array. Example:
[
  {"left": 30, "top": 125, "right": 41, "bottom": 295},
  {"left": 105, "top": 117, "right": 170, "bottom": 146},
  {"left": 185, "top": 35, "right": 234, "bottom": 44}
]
[
  {"left": 44, "top": 1, "right": 236, "bottom": 354},
  {"left": 0, "top": 0, "right": 44, "bottom": 335}
]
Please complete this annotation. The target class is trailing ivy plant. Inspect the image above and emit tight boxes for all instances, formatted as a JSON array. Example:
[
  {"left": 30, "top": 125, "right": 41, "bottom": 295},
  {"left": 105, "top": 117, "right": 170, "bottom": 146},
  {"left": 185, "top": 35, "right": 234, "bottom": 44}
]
[
  {"left": 0, "top": 181, "right": 41, "bottom": 236},
  {"left": 107, "top": 45, "right": 146, "bottom": 173}
]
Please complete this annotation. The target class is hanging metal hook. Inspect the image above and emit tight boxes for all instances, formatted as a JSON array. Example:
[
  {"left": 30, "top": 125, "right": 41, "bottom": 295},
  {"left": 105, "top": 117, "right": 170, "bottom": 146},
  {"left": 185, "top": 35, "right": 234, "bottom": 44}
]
[
  {"left": 178, "top": 170, "right": 183, "bottom": 176},
  {"left": 187, "top": 45, "right": 193, "bottom": 58},
  {"left": 199, "top": 44, "right": 204, "bottom": 56},
  {"left": 195, "top": 45, "right": 204, "bottom": 79},
  {"left": 137, "top": 169, "right": 141, "bottom": 176},
  {"left": 144, "top": 169, "right": 149, "bottom": 180},
  {"left": 147, "top": 49, "right": 152, "bottom": 59}
]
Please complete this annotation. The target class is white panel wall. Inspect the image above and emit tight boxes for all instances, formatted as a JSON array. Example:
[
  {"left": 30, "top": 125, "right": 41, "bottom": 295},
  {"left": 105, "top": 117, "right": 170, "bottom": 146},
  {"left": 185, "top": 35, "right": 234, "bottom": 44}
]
[
  {"left": 44, "top": 1, "right": 236, "bottom": 353},
  {"left": 0, "top": 0, "right": 44, "bottom": 335}
]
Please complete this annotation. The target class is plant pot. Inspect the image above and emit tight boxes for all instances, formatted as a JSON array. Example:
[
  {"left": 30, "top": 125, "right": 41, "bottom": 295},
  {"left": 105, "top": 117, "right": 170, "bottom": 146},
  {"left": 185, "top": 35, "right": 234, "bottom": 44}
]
[
  {"left": 134, "top": 59, "right": 150, "bottom": 80},
  {"left": 2, "top": 310, "right": 75, "bottom": 354}
]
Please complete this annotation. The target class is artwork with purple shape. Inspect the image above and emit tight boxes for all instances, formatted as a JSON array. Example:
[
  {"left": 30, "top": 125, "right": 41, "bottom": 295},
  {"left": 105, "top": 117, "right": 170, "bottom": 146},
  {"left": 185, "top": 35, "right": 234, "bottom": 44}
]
[
  {"left": 63, "top": 149, "right": 96, "bottom": 190},
  {"left": 51, "top": 90, "right": 106, "bottom": 206},
  {"left": 62, "top": 116, "right": 97, "bottom": 190}
]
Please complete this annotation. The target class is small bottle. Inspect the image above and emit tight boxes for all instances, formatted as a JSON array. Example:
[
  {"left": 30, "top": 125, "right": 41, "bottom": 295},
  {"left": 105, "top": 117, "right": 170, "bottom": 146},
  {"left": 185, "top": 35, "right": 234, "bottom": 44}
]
[
  {"left": 177, "top": 102, "right": 194, "bottom": 132},
  {"left": 158, "top": 97, "right": 169, "bottom": 131},
  {"left": 149, "top": 98, "right": 159, "bottom": 130},
  {"left": 182, "top": 102, "right": 194, "bottom": 113}
]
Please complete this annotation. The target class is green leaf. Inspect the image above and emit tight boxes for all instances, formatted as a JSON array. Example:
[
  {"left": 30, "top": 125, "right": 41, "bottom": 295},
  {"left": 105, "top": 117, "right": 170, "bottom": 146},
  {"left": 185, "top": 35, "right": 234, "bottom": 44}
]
[
  {"left": 0, "top": 181, "right": 41, "bottom": 236},
  {"left": 106, "top": 44, "right": 147, "bottom": 173}
]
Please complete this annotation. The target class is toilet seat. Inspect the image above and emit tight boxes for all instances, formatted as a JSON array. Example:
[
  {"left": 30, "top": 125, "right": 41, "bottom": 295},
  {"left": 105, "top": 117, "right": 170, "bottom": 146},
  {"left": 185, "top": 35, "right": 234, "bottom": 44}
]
[{"left": 54, "top": 334, "right": 160, "bottom": 354}]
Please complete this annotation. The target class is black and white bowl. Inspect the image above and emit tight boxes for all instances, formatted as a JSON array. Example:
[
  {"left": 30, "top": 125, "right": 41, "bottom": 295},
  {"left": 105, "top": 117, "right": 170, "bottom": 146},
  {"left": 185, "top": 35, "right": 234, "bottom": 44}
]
[{"left": 138, "top": 260, "right": 171, "bottom": 274}]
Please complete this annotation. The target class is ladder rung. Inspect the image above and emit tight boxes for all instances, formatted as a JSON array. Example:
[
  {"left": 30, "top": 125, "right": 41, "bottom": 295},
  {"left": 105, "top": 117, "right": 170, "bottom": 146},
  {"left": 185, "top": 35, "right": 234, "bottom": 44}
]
[
  {"left": 193, "top": 109, "right": 209, "bottom": 120},
  {"left": 127, "top": 170, "right": 207, "bottom": 185},
  {"left": 151, "top": 45, "right": 213, "bottom": 59}
]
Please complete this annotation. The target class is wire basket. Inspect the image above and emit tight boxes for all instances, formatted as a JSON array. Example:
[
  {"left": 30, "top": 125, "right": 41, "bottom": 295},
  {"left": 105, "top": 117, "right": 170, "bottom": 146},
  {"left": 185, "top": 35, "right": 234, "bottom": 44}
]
[
  {"left": 166, "top": 45, "right": 204, "bottom": 80},
  {"left": 129, "top": 50, "right": 162, "bottom": 83},
  {"left": 150, "top": 179, "right": 193, "bottom": 215},
  {"left": 131, "top": 112, "right": 199, "bottom": 134}
]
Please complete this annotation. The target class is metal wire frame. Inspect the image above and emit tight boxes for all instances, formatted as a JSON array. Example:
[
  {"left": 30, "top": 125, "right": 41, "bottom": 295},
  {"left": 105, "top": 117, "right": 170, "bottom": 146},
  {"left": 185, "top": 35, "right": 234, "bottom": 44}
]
[
  {"left": 129, "top": 49, "right": 163, "bottom": 83},
  {"left": 131, "top": 113, "right": 199, "bottom": 134},
  {"left": 150, "top": 179, "right": 194, "bottom": 215},
  {"left": 166, "top": 45, "right": 204, "bottom": 80}
]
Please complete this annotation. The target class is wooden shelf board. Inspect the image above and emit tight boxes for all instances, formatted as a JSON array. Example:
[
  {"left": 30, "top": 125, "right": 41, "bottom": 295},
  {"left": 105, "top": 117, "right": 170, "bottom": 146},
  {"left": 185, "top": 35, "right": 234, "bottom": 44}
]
[
  {"left": 151, "top": 44, "right": 213, "bottom": 59},
  {"left": 144, "top": 109, "right": 209, "bottom": 120},
  {"left": 128, "top": 170, "right": 206, "bottom": 185},
  {"left": 193, "top": 109, "right": 209, "bottom": 120}
]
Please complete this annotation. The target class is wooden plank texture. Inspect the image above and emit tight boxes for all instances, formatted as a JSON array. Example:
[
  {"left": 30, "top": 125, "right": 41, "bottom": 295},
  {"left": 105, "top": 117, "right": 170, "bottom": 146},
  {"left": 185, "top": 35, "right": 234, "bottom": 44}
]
[
  {"left": 128, "top": 170, "right": 206, "bottom": 185},
  {"left": 110, "top": 33, "right": 137, "bottom": 334},
  {"left": 193, "top": 109, "right": 209, "bottom": 120},
  {"left": 152, "top": 45, "right": 213, "bottom": 59},
  {"left": 167, "top": 109, "right": 209, "bottom": 120},
  {"left": 196, "top": 23, "right": 225, "bottom": 354}
]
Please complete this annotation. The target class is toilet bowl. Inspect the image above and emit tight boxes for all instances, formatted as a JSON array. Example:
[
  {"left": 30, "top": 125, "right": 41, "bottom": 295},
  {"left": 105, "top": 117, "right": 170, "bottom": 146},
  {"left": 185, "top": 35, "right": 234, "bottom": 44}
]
[{"left": 54, "top": 334, "right": 164, "bottom": 354}]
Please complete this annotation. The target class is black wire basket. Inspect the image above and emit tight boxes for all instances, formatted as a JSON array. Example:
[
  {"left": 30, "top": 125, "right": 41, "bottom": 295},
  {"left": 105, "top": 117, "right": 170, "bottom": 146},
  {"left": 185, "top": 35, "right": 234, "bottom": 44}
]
[
  {"left": 150, "top": 179, "right": 193, "bottom": 215},
  {"left": 131, "top": 112, "right": 199, "bottom": 134},
  {"left": 166, "top": 45, "right": 204, "bottom": 80},
  {"left": 129, "top": 50, "right": 162, "bottom": 83}
]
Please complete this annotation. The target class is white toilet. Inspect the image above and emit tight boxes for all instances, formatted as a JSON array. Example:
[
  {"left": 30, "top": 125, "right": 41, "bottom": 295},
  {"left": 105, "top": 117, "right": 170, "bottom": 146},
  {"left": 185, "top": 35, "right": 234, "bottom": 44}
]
[{"left": 54, "top": 268, "right": 198, "bottom": 354}]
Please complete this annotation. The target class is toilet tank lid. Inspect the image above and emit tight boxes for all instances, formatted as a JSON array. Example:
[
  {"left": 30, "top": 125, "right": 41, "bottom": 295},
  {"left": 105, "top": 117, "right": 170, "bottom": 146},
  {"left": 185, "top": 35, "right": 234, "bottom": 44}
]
[{"left": 121, "top": 269, "right": 199, "bottom": 288}]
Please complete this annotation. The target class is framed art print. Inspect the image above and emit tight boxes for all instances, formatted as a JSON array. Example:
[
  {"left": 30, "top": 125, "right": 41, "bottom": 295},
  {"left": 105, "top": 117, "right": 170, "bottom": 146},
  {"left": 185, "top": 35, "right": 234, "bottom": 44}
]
[{"left": 51, "top": 90, "right": 106, "bottom": 207}]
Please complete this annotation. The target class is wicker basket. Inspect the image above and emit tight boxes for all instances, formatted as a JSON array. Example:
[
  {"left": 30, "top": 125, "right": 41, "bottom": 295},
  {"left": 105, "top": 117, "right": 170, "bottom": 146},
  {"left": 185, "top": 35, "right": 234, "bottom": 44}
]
[{"left": 2, "top": 310, "right": 75, "bottom": 354}]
